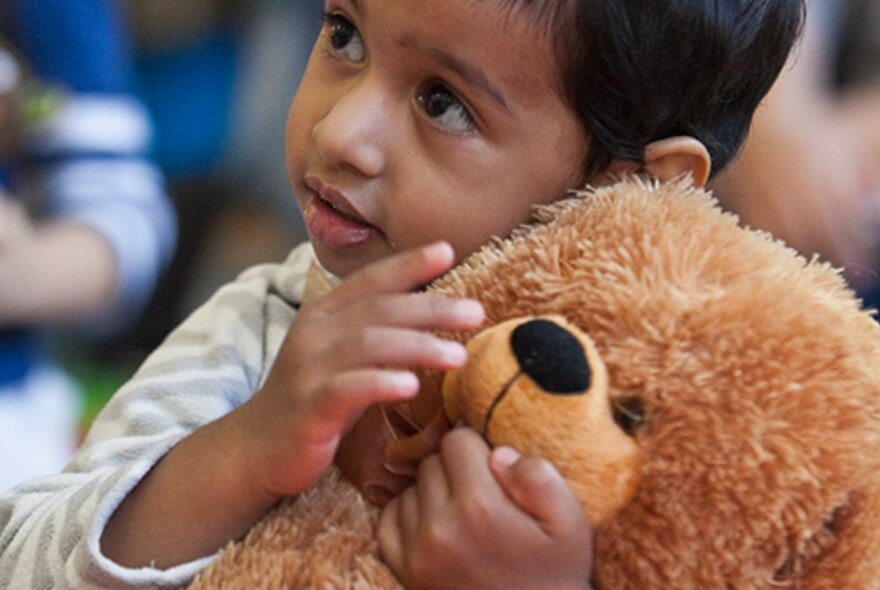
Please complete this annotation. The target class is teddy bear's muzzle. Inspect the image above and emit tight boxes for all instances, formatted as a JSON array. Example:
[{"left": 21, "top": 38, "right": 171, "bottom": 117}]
[
  {"left": 480, "top": 318, "right": 594, "bottom": 435},
  {"left": 443, "top": 315, "right": 642, "bottom": 525}
]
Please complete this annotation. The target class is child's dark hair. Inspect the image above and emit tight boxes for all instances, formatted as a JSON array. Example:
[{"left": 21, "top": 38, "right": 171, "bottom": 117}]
[{"left": 504, "top": 0, "right": 806, "bottom": 178}]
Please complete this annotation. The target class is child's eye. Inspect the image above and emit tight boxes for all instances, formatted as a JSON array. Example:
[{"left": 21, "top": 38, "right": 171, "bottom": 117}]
[
  {"left": 323, "top": 13, "right": 365, "bottom": 63},
  {"left": 417, "top": 82, "right": 475, "bottom": 133}
]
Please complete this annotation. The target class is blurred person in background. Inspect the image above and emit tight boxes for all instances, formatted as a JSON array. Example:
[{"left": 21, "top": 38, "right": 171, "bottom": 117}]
[
  {"left": 117, "top": 0, "right": 321, "bottom": 348},
  {"left": 0, "top": 0, "right": 177, "bottom": 491},
  {"left": 711, "top": 0, "right": 880, "bottom": 305}
]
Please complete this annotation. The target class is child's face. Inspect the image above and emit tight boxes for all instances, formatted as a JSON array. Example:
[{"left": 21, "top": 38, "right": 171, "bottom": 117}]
[{"left": 286, "top": 0, "right": 589, "bottom": 277}]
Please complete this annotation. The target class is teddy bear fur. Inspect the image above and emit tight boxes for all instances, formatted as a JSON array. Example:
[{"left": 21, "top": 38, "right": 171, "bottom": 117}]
[{"left": 190, "top": 177, "right": 880, "bottom": 589}]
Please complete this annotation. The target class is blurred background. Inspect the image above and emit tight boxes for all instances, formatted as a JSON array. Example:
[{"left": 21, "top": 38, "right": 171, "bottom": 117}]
[
  {"left": 0, "top": 0, "right": 878, "bottom": 490},
  {"left": 71, "top": 0, "right": 325, "bottom": 431}
]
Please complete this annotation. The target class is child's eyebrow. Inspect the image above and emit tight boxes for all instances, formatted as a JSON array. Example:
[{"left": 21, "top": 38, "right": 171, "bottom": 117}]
[{"left": 398, "top": 35, "right": 511, "bottom": 112}]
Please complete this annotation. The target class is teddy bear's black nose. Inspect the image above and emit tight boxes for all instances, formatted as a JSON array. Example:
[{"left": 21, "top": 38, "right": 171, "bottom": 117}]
[{"left": 510, "top": 319, "right": 591, "bottom": 394}]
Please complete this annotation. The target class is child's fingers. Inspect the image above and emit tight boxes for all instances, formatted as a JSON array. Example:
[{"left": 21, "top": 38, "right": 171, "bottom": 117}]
[
  {"left": 311, "top": 369, "right": 420, "bottom": 428},
  {"left": 489, "top": 447, "right": 588, "bottom": 537},
  {"left": 415, "top": 454, "right": 451, "bottom": 515},
  {"left": 377, "top": 497, "right": 405, "bottom": 574},
  {"left": 438, "top": 428, "right": 497, "bottom": 494},
  {"left": 377, "top": 486, "right": 420, "bottom": 577},
  {"left": 321, "top": 327, "right": 468, "bottom": 373},
  {"left": 340, "top": 293, "right": 484, "bottom": 332},
  {"left": 398, "top": 487, "right": 420, "bottom": 549},
  {"left": 326, "top": 241, "right": 456, "bottom": 307}
]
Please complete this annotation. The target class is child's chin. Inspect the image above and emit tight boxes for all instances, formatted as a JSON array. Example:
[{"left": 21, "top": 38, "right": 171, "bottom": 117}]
[{"left": 311, "top": 243, "right": 385, "bottom": 279}]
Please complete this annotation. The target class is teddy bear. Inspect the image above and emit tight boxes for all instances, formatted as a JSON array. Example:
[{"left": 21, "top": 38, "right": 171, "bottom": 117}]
[{"left": 189, "top": 176, "right": 880, "bottom": 589}]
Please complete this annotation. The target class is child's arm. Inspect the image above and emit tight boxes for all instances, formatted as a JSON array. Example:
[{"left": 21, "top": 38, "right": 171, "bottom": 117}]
[
  {"left": 378, "top": 427, "right": 595, "bottom": 590},
  {"left": 101, "top": 242, "right": 485, "bottom": 569},
  {"left": 0, "top": 195, "right": 117, "bottom": 325}
]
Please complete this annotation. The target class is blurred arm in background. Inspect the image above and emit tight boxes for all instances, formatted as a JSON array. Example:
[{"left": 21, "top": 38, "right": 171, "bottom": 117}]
[{"left": 711, "top": 0, "right": 880, "bottom": 295}]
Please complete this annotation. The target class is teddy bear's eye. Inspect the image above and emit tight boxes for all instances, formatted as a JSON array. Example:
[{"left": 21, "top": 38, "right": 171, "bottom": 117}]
[{"left": 612, "top": 396, "right": 646, "bottom": 436}]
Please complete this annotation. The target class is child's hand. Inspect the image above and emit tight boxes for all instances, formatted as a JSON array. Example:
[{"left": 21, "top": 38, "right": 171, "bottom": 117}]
[
  {"left": 377, "top": 427, "right": 595, "bottom": 590},
  {"left": 236, "top": 242, "right": 484, "bottom": 500}
]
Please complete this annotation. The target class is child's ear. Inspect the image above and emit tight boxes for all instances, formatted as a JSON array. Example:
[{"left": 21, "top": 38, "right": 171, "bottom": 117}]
[{"left": 642, "top": 136, "right": 711, "bottom": 187}]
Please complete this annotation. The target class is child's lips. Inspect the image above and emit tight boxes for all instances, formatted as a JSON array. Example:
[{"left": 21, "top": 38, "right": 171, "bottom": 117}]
[
  {"left": 307, "top": 178, "right": 368, "bottom": 224},
  {"left": 302, "top": 178, "right": 379, "bottom": 248}
]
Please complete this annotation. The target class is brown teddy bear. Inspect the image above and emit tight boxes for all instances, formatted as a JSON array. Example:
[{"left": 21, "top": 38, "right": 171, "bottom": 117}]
[{"left": 190, "top": 177, "right": 880, "bottom": 589}]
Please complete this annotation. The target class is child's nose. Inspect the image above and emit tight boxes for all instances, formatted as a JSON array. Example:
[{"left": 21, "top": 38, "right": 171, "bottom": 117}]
[{"left": 312, "top": 77, "right": 389, "bottom": 178}]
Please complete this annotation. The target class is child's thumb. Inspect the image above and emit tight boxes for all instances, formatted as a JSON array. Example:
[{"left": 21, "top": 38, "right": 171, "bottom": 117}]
[{"left": 489, "top": 446, "right": 583, "bottom": 534}]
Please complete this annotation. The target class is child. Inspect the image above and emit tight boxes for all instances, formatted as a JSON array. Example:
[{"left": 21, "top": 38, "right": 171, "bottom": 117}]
[{"left": 0, "top": 0, "right": 803, "bottom": 587}]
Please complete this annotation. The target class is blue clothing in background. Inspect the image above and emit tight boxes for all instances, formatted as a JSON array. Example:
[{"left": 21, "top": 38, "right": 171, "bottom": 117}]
[{"left": 4, "top": 0, "right": 135, "bottom": 94}]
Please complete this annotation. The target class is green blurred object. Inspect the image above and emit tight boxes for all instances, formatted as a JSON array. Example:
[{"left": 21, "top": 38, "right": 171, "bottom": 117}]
[
  {"left": 20, "top": 81, "right": 63, "bottom": 125},
  {"left": 65, "top": 356, "right": 137, "bottom": 439}
]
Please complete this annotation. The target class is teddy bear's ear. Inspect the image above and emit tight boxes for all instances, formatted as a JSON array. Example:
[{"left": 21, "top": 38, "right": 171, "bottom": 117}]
[{"left": 776, "top": 487, "right": 880, "bottom": 587}]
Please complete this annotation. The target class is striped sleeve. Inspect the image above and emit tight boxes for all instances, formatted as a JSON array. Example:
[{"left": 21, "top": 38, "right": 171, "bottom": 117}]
[{"left": 0, "top": 244, "right": 315, "bottom": 589}]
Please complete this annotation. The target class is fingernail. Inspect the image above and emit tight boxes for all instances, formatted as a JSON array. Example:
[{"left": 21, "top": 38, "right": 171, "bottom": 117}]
[
  {"left": 390, "top": 371, "right": 420, "bottom": 391},
  {"left": 440, "top": 341, "right": 467, "bottom": 365},
  {"left": 425, "top": 241, "right": 454, "bottom": 259},
  {"left": 492, "top": 446, "right": 521, "bottom": 468},
  {"left": 455, "top": 300, "right": 485, "bottom": 323}
]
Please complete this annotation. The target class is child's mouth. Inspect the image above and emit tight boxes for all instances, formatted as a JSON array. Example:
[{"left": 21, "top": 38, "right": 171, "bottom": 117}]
[{"left": 303, "top": 191, "right": 378, "bottom": 249}]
